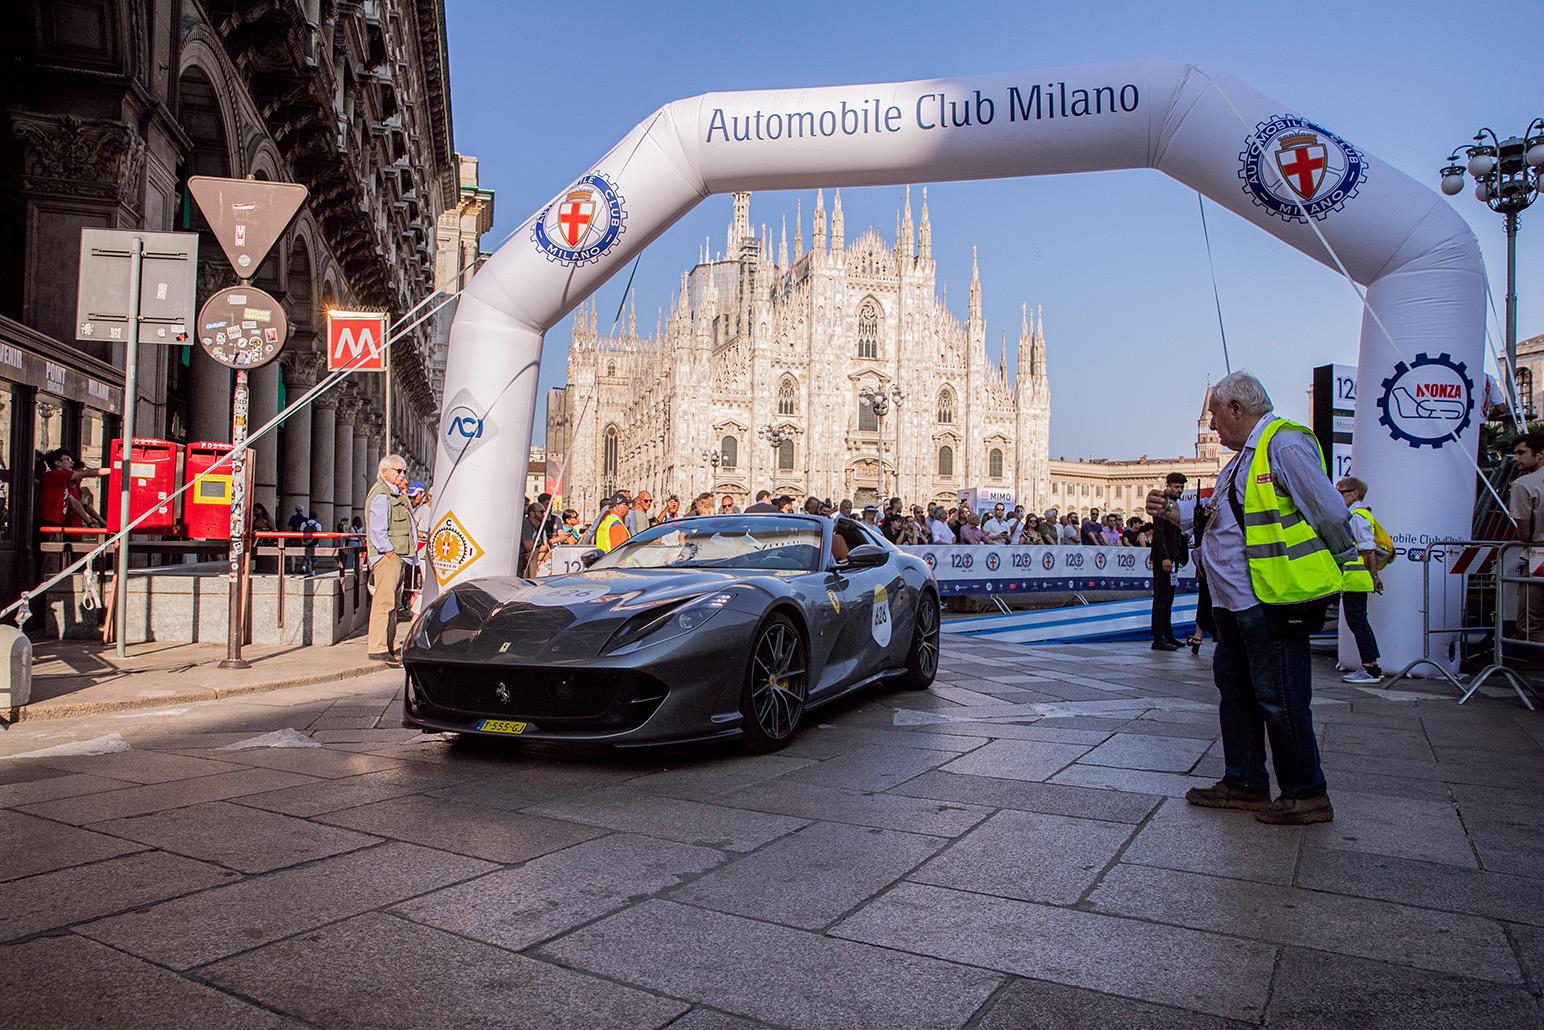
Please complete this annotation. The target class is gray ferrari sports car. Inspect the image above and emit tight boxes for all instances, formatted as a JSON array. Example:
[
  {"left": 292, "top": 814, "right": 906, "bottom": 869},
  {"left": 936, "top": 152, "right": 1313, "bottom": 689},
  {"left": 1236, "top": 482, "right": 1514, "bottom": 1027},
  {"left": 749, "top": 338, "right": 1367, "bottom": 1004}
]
[{"left": 402, "top": 513, "right": 940, "bottom": 750}]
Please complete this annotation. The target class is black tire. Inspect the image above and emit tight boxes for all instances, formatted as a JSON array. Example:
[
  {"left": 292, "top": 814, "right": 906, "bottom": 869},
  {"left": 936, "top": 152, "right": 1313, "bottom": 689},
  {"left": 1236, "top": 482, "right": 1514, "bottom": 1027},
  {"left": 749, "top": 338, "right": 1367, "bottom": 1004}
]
[
  {"left": 739, "top": 613, "right": 808, "bottom": 752},
  {"left": 898, "top": 590, "right": 940, "bottom": 690}
]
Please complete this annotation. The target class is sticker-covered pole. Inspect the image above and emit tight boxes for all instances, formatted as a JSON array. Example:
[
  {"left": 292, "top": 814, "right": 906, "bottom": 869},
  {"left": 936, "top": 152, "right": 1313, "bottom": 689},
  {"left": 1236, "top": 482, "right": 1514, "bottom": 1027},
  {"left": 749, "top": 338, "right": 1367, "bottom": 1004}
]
[
  {"left": 114, "top": 236, "right": 143, "bottom": 658},
  {"left": 219, "top": 369, "right": 251, "bottom": 669}
]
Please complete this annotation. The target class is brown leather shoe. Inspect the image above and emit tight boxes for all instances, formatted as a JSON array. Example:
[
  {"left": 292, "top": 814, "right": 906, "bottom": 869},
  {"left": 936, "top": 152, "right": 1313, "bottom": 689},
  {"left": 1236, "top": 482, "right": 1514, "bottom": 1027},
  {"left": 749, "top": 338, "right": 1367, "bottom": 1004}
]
[
  {"left": 1255, "top": 793, "right": 1334, "bottom": 825},
  {"left": 1185, "top": 780, "right": 1271, "bottom": 811}
]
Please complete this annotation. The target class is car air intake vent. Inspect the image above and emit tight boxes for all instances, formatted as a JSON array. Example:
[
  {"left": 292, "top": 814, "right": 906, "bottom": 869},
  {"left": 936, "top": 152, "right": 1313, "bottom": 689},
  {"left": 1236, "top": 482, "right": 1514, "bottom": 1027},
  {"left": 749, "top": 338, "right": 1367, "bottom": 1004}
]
[{"left": 409, "top": 664, "right": 668, "bottom": 731}]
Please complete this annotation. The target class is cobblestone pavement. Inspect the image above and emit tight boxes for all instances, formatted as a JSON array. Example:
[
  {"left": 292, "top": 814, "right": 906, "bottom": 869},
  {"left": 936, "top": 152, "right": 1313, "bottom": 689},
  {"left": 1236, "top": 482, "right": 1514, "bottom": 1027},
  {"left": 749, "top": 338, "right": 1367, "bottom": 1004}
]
[{"left": 3, "top": 639, "right": 1543, "bottom": 1028}]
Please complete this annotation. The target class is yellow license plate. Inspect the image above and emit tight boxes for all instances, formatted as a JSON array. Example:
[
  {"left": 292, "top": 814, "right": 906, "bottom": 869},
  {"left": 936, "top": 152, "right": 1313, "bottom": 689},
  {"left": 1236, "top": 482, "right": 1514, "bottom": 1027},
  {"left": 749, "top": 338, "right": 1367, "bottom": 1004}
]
[{"left": 477, "top": 719, "right": 528, "bottom": 735}]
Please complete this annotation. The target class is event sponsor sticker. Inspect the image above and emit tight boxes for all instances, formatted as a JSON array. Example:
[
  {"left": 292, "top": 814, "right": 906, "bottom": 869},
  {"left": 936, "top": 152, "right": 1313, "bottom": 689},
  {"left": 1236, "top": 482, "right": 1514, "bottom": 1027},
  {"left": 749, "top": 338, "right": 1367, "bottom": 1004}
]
[
  {"left": 429, "top": 510, "right": 484, "bottom": 587},
  {"left": 871, "top": 584, "right": 892, "bottom": 647}
]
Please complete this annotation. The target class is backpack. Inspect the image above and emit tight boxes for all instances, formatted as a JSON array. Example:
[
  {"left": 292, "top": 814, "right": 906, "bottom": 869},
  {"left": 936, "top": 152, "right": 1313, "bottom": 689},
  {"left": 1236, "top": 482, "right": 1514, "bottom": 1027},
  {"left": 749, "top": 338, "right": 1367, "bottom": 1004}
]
[{"left": 1358, "top": 508, "right": 1395, "bottom": 570}]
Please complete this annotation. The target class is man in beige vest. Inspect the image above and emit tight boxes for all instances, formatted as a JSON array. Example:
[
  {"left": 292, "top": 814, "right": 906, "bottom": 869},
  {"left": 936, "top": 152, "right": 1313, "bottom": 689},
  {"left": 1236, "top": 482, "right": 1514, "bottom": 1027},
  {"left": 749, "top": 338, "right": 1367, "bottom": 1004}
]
[{"left": 365, "top": 454, "right": 415, "bottom": 663}]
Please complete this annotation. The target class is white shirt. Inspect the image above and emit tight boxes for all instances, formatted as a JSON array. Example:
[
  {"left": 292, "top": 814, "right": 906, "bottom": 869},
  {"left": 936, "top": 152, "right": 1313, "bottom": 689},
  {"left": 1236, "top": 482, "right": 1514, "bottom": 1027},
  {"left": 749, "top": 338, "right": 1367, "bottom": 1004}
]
[
  {"left": 982, "top": 516, "right": 1010, "bottom": 542},
  {"left": 1347, "top": 501, "right": 1376, "bottom": 551},
  {"left": 929, "top": 519, "right": 955, "bottom": 544}
]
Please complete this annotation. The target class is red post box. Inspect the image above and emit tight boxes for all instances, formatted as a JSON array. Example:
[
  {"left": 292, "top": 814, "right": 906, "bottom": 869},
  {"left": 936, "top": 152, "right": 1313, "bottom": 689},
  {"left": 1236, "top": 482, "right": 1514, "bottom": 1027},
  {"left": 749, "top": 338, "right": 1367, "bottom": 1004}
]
[
  {"left": 184, "top": 441, "right": 254, "bottom": 540},
  {"left": 106, "top": 438, "right": 180, "bottom": 534}
]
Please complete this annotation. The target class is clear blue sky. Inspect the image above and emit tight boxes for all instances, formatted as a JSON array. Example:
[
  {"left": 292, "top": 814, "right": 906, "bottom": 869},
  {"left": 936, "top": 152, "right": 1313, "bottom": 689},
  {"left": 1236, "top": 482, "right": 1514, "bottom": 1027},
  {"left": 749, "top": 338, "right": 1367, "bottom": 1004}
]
[{"left": 444, "top": 0, "right": 1541, "bottom": 460}]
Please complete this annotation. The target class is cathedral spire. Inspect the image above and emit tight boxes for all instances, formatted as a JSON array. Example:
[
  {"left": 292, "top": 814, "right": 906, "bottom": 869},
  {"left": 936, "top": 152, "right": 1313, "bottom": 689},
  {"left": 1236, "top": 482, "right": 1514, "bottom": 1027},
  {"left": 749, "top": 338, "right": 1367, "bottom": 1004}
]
[
  {"left": 813, "top": 190, "right": 827, "bottom": 256},
  {"left": 794, "top": 200, "right": 803, "bottom": 258},
  {"left": 1001, "top": 330, "right": 1007, "bottom": 377},
  {"left": 968, "top": 246, "right": 982, "bottom": 323},
  {"left": 1032, "top": 305, "right": 1046, "bottom": 377},
  {"left": 831, "top": 189, "right": 844, "bottom": 253},
  {"left": 730, "top": 192, "right": 750, "bottom": 252},
  {"left": 779, "top": 215, "right": 788, "bottom": 266},
  {"left": 628, "top": 290, "right": 636, "bottom": 340},
  {"left": 901, "top": 185, "right": 914, "bottom": 263},
  {"left": 919, "top": 187, "right": 932, "bottom": 263}
]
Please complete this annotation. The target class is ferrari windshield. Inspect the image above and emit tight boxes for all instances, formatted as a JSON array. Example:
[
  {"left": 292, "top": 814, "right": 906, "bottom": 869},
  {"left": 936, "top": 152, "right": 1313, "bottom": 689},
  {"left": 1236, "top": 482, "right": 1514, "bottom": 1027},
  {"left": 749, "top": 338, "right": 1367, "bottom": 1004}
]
[{"left": 588, "top": 516, "right": 824, "bottom": 572}]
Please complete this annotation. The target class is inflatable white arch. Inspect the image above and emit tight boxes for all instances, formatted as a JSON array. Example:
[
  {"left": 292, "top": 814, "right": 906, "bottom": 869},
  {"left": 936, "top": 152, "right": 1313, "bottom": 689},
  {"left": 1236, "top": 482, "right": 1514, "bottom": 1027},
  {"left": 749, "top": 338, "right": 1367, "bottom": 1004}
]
[{"left": 426, "top": 59, "right": 1484, "bottom": 671}]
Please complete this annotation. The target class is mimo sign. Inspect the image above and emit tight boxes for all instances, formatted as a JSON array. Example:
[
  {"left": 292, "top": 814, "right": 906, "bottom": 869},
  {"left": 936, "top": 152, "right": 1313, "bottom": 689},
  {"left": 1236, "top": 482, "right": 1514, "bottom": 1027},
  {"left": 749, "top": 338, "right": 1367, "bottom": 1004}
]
[{"left": 326, "top": 310, "right": 388, "bottom": 371}]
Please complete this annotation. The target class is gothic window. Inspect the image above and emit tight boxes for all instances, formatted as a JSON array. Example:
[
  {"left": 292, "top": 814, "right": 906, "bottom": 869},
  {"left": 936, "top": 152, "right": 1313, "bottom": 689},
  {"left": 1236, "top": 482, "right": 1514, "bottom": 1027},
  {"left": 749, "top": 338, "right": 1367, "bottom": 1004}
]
[
  {"left": 721, "top": 435, "right": 737, "bottom": 468},
  {"left": 858, "top": 396, "right": 878, "bottom": 432},
  {"left": 778, "top": 376, "right": 796, "bottom": 416},
  {"left": 777, "top": 439, "right": 794, "bottom": 470},
  {"left": 936, "top": 387, "right": 955, "bottom": 424},
  {"left": 938, "top": 446, "right": 954, "bottom": 477},
  {"left": 603, "top": 425, "right": 619, "bottom": 494},
  {"left": 857, "top": 301, "right": 879, "bottom": 358},
  {"left": 607, "top": 360, "right": 616, "bottom": 377},
  {"left": 989, "top": 448, "right": 1004, "bottom": 479}
]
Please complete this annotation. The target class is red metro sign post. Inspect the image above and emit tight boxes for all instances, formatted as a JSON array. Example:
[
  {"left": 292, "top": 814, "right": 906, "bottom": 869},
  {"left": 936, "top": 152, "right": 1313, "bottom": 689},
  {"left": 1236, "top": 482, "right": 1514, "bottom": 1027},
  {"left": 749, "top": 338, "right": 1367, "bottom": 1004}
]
[{"left": 326, "top": 311, "right": 389, "bottom": 372}]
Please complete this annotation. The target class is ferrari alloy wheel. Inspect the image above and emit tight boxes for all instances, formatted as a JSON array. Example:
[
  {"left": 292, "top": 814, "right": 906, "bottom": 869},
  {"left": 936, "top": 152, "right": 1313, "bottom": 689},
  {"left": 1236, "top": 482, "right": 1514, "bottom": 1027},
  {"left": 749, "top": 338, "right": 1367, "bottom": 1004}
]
[
  {"left": 740, "top": 613, "right": 808, "bottom": 752},
  {"left": 899, "top": 590, "right": 940, "bottom": 690}
]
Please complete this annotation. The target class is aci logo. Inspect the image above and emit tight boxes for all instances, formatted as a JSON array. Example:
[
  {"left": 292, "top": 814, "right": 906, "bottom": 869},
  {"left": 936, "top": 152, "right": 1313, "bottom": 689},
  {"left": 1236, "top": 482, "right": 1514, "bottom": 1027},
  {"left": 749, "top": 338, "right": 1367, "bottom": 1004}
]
[
  {"left": 1240, "top": 115, "right": 1365, "bottom": 224},
  {"left": 1377, "top": 352, "right": 1473, "bottom": 449},
  {"left": 439, "top": 387, "right": 498, "bottom": 464},
  {"left": 532, "top": 173, "right": 626, "bottom": 266}
]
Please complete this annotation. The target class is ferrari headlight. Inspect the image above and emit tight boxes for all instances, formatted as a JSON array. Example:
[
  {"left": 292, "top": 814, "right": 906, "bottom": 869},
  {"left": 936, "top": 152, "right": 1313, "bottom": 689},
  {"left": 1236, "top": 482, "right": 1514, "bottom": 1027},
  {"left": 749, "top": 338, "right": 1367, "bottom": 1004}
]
[{"left": 677, "top": 592, "right": 734, "bottom": 630}]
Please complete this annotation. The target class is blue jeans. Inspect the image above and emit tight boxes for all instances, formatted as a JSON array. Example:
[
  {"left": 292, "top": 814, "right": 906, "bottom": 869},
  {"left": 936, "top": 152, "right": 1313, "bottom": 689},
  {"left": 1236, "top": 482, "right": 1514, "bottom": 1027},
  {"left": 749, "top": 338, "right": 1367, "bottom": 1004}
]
[{"left": 1211, "top": 604, "right": 1327, "bottom": 799}]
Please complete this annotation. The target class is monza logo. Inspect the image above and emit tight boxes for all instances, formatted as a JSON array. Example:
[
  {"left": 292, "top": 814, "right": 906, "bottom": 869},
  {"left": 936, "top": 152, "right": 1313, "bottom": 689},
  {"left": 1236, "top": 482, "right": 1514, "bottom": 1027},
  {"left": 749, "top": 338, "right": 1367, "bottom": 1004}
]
[
  {"left": 532, "top": 172, "right": 626, "bottom": 266},
  {"left": 1094, "top": 552, "right": 1107, "bottom": 569},
  {"left": 1145, "top": 555, "right": 1154, "bottom": 569},
  {"left": 1239, "top": 115, "right": 1365, "bottom": 224},
  {"left": 1376, "top": 352, "right": 1473, "bottom": 449},
  {"left": 922, "top": 551, "right": 936, "bottom": 569},
  {"left": 1041, "top": 552, "right": 1055, "bottom": 570},
  {"left": 439, "top": 387, "right": 498, "bottom": 464},
  {"left": 986, "top": 552, "right": 1001, "bottom": 571}
]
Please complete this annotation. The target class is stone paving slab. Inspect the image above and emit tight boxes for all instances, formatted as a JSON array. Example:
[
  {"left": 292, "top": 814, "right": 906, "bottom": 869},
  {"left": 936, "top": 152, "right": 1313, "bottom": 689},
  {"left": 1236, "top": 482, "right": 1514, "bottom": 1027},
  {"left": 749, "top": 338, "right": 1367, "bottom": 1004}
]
[
  {"left": 1121, "top": 797, "right": 1303, "bottom": 885},
  {"left": 908, "top": 809, "right": 1134, "bottom": 904},
  {"left": 315, "top": 793, "right": 608, "bottom": 864},
  {"left": 201, "top": 911, "right": 688, "bottom": 1029},
  {"left": 540, "top": 899, "right": 1003, "bottom": 1030},
  {"left": 0, "top": 809, "right": 144, "bottom": 881},
  {"left": 89, "top": 800, "right": 381, "bottom": 874},
  {"left": 831, "top": 881, "right": 1277, "bottom": 1022}
]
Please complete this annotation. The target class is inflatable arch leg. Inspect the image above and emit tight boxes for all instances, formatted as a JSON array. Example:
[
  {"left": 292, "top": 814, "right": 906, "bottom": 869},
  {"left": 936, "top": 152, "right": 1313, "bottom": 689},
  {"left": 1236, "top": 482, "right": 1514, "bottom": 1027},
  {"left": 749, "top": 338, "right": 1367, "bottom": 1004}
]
[{"left": 426, "top": 59, "right": 1485, "bottom": 672}]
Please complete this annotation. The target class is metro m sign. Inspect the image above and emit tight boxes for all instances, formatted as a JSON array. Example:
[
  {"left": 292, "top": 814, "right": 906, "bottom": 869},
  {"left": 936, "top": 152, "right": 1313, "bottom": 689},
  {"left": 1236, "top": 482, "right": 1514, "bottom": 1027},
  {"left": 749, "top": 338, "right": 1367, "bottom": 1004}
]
[{"left": 326, "top": 310, "right": 388, "bottom": 371}]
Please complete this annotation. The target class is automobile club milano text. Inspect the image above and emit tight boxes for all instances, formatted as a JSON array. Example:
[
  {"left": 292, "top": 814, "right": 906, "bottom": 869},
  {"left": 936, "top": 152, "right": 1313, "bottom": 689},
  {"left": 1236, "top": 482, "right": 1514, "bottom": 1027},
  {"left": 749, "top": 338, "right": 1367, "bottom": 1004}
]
[{"left": 704, "top": 82, "right": 1140, "bottom": 144}]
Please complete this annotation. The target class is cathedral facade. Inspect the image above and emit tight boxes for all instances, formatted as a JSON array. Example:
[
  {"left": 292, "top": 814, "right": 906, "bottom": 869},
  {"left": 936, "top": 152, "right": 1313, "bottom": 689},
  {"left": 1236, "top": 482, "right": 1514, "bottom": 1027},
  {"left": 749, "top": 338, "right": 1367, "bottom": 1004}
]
[{"left": 545, "top": 189, "right": 1051, "bottom": 517}]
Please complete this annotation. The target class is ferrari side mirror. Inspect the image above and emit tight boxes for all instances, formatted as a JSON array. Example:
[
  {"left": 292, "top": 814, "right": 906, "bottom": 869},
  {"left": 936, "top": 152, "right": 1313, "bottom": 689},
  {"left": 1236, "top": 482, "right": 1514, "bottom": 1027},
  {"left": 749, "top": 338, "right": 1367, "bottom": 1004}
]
[
  {"left": 579, "top": 548, "right": 603, "bottom": 568},
  {"left": 844, "top": 544, "right": 889, "bottom": 568}
]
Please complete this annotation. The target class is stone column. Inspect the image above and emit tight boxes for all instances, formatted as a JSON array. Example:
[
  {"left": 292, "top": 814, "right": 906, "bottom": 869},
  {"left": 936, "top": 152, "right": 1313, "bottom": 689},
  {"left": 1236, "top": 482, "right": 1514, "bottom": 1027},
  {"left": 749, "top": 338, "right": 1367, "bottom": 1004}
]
[
  {"left": 279, "top": 352, "right": 321, "bottom": 520},
  {"left": 188, "top": 350, "right": 233, "bottom": 444},
  {"left": 353, "top": 415, "right": 371, "bottom": 523},
  {"left": 250, "top": 361, "right": 281, "bottom": 515},
  {"left": 309, "top": 391, "right": 339, "bottom": 532},
  {"left": 333, "top": 393, "right": 357, "bottom": 531},
  {"left": 364, "top": 414, "right": 383, "bottom": 505}
]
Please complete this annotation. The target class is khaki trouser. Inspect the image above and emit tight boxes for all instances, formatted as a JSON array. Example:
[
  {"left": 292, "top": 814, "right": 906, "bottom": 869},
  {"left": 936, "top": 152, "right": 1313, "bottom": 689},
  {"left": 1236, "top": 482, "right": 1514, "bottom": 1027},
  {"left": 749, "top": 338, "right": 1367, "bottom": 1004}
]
[
  {"left": 1520, "top": 582, "right": 1544, "bottom": 643},
  {"left": 368, "top": 553, "right": 404, "bottom": 654}
]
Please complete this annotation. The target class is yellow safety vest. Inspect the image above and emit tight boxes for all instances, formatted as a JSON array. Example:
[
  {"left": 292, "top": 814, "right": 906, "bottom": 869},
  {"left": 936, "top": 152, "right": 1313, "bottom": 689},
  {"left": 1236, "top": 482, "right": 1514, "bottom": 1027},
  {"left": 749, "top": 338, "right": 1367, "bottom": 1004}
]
[
  {"left": 1240, "top": 419, "right": 1344, "bottom": 605},
  {"left": 1340, "top": 508, "right": 1375, "bottom": 593},
  {"left": 595, "top": 511, "right": 629, "bottom": 553}
]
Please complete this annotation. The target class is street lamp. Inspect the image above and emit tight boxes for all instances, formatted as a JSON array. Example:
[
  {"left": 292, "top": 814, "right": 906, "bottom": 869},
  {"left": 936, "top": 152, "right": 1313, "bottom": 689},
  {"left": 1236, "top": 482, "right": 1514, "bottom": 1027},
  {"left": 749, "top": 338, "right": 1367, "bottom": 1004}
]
[
  {"left": 1439, "top": 120, "right": 1544, "bottom": 427},
  {"left": 700, "top": 448, "right": 723, "bottom": 494},
  {"left": 858, "top": 384, "right": 904, "bottom": 499},
  {"left": 758, "top": 424, "right": 789, "bottom": 483}
]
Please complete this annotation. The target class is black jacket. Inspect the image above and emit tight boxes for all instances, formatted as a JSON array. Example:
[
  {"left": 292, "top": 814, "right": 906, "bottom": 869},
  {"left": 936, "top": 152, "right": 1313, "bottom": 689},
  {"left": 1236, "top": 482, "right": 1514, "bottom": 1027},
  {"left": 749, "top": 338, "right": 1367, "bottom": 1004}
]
[{"left": 1151, "top": 513, "right": 1189, "bottom": 567}]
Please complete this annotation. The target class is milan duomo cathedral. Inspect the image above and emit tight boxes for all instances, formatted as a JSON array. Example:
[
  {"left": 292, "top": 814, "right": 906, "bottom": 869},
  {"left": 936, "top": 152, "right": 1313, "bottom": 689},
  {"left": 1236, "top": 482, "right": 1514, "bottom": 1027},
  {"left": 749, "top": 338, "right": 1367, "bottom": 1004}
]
[{"left": 545, "top": 188, "right": 1052, "bottom": 517}]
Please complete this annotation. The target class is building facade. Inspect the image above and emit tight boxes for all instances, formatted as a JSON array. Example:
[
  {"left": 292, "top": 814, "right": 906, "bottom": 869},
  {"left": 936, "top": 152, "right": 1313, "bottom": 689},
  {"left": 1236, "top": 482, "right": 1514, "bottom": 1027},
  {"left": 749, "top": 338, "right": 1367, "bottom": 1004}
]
[
  {"left": 547, "top": 189, "right": 1052, "bottom": 517},
  {"left": 1047, "top": 384, "right": 1227, "bottom": 520},
  {"left": 0, "top": 0, "right": 480, "bottom": 602}
]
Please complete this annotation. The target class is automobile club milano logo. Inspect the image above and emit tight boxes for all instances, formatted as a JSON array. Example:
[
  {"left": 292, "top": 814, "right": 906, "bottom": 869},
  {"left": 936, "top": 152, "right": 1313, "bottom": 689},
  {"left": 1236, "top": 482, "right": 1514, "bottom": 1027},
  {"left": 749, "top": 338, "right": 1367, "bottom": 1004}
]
[
  {"left": 532, "top": 172, "right": 626, "bottom": 266},
  {"left": 1240, "top": 115, "right": 1365, "bottom": 224}
]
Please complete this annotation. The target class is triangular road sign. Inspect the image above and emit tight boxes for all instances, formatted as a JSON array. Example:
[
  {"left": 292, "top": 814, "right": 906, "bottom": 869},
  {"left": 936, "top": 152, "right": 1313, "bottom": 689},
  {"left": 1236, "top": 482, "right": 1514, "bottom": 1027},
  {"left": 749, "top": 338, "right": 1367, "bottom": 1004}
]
[{"left": 187, "top": 176, "right": 309, "bottom": 278}]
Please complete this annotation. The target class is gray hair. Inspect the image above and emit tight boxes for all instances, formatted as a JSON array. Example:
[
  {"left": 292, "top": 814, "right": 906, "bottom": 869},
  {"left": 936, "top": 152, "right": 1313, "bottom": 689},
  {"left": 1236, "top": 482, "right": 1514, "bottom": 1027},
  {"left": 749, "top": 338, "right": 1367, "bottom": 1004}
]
[
  {"left": 377, "top": 453, "right": 407, "bottom": 474},
  {"left": 1211, "top": 372, "right": 1273, "bottom": 417}
]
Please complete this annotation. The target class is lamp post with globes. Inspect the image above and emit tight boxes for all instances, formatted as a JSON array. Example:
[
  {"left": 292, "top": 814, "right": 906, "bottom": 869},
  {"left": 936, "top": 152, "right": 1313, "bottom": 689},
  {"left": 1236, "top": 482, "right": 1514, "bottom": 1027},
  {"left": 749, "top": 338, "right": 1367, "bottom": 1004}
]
[
  {"left": 858, "top": 385, "right": 904, "bottom": 500},
  {"left": 758, "top": 425, "right": 789, "bottom": 487},
  {"left": 1439, "top": 121, "right": 1544, "bottom": 425},
  {"left": 700, "top": 448, "right": 722, "bottom": 495}
]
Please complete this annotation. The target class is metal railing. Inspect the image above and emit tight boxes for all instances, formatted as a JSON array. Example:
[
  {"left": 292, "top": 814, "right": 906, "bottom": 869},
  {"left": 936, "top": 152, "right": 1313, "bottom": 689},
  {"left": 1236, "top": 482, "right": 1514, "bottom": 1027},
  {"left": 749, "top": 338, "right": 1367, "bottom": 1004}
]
[{"left": 1386, "top": 537, "right": 1542, "bottom": 709}]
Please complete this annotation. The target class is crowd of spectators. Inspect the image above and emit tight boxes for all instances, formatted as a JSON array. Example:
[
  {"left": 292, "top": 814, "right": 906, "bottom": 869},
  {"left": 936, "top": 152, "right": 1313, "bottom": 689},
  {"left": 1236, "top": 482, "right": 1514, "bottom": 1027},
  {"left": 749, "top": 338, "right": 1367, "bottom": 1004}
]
[{"left": 519, "top": 489, "right": 1166, "bottom": 571}]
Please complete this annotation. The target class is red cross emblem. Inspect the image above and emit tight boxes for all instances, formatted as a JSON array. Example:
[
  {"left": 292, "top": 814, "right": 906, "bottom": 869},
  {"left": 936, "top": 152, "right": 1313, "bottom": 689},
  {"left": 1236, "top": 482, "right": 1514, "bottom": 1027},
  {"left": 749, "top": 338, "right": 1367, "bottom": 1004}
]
[
  {"left": 556, "top": 192, "right": 597, "bottom": 247},
  {"left": 1275, "top": 141, "right": 1327, "bottom": 200}
]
